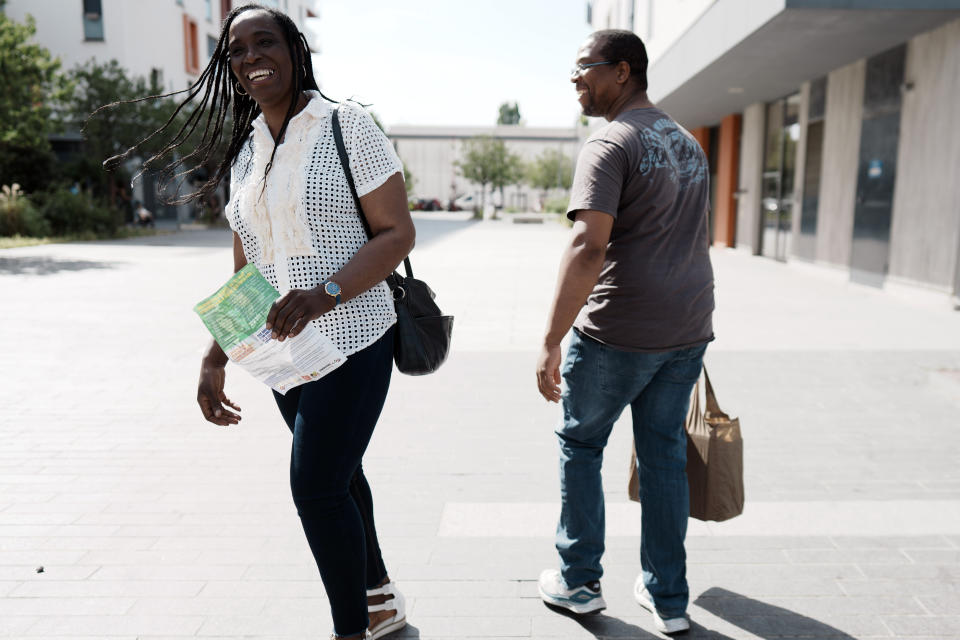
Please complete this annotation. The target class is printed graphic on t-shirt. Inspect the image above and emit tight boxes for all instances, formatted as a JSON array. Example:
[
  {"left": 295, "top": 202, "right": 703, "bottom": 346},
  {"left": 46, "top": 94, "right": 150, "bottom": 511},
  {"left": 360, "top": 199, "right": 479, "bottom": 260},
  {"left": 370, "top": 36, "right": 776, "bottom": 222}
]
[{"left": 638, "top": 118, "right": 707, "bottom": 185}]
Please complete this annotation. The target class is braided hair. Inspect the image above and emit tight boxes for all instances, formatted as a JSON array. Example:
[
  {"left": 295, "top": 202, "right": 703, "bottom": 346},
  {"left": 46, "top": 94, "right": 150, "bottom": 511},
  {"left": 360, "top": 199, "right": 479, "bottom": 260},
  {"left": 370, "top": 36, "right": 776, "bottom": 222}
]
[{"left": 101, "top": 4, "right": 333, "bottom": 204}]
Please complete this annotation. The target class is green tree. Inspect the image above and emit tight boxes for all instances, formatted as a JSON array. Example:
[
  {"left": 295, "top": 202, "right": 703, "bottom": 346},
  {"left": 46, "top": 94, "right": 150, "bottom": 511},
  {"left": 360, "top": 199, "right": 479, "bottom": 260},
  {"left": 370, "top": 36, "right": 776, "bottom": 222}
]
[
  {"left": 0, "top": 12, "right": 65, "bottom": 192},
  {"left": 457, "top": 136, "right": 522, "bottom": 216},
  {"left": 59, "top": 60, "right": 180, "bottom": 204},
  {"left": 492, "top": 149, "right": 524, "bottom": 213},
  {"left": 497, "top": 101, "right": 521, "bottom": 125},
  {"left": 526, "top": 148, "right": 574, "bottom": 202}
]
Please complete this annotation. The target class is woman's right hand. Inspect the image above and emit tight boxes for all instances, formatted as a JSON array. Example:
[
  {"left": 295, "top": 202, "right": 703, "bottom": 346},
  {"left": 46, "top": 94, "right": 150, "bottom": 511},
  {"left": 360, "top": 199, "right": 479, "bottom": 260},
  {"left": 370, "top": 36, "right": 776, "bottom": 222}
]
[{"left": 197, "top": 359, "right": 242, "bottom": 426}]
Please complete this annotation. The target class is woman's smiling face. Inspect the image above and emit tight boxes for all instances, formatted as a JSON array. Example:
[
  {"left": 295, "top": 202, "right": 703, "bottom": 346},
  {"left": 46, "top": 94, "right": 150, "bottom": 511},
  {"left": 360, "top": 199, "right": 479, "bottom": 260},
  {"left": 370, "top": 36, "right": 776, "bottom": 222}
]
[{"left": 228, "top": 10, "right": 295, "bottom": 107}]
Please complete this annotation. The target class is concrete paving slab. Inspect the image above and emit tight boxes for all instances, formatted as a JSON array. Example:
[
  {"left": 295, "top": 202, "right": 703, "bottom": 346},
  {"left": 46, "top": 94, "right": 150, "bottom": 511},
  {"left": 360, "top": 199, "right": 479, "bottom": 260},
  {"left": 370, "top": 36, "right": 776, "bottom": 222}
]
[{"left": 1, "top": 217, "right": 959, "bottom": 637}]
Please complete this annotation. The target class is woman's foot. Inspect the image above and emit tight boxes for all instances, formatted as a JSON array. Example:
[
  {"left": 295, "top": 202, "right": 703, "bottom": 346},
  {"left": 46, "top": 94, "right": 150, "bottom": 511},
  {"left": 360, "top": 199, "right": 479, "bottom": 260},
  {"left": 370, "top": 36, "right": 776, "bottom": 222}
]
[{"left": 367, "top": 577, "right": 407, "bottom": 639}]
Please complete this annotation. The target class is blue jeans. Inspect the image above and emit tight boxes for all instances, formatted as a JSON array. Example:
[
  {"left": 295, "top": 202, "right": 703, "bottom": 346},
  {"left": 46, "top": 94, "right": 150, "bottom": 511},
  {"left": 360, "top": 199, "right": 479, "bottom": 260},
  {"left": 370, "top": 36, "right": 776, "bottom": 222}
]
[
  {"left": 273, "top": 326, "right": 394, "bottom": 637},
  {"left": 556, "top": 329, "right": 706, "bottom": 618}
]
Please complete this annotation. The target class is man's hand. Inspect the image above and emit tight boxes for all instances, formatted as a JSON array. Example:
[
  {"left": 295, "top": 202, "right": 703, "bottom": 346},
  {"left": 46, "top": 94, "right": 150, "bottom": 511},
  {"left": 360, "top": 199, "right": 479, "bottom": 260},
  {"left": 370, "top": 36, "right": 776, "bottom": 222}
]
[
  {"left": 197, "top": 361, "right": 241, "bottom": 426},
  {"left": 536, "top": 343, "right": 563, "bottom": 403},
  {"left": 265, "top": 287, "right": 335, "bottom": 342}
]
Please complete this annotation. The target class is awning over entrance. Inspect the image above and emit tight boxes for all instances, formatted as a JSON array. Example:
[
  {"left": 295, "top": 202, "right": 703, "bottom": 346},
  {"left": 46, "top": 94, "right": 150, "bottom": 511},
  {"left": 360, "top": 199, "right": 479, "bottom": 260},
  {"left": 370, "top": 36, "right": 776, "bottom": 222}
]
[{"left": 649, "top": 0, "right": 960, "bottom": 128}]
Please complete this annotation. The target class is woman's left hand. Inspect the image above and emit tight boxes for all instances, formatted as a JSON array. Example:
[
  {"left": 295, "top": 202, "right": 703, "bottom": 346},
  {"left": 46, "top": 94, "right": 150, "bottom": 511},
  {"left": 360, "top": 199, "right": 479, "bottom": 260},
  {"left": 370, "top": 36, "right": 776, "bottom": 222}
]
[{"left": 266, "top": 287, "right": 335, "bottom": 342}]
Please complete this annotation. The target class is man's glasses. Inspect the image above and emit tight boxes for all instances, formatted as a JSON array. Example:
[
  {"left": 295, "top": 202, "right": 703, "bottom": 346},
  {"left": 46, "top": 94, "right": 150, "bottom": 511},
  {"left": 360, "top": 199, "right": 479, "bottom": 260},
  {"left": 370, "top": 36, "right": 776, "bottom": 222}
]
[{"left": 570, "top": 61, "right": 615, "bottom": 78}]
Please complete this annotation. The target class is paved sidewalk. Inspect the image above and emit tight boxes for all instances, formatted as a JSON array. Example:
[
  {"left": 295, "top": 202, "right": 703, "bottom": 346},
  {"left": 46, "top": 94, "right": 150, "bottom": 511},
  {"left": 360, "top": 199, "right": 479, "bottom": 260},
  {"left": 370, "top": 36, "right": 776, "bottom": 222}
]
[{"left": 1, "top": 215, "right": 959, "bottom": 639}]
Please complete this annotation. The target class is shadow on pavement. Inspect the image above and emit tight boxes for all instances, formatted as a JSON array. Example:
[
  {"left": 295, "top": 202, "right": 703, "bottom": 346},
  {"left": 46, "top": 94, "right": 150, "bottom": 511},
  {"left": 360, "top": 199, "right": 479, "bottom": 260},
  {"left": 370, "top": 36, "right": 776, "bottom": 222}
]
[
  {"left": 543, "top": 603, "right": 661, "bottom": 639},
  {"left": 393, "top": 622, "right": 421, "bottom": 637},
  {"left": 541, "top": 587, "right": 858, "bottom": 639},
  {"left": 0, "top": 256, "right": 117, "bottom": 276},
  {"left": 694, "top": 587, "right": 858, "bottom": 639}
]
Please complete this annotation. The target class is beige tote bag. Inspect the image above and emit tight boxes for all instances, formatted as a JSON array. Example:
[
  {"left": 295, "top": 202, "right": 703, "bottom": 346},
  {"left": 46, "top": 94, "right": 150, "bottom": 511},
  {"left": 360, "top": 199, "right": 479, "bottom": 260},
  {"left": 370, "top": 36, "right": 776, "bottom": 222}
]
[{"left": 628, "top": 366, "right": 744, "bottom": 521}]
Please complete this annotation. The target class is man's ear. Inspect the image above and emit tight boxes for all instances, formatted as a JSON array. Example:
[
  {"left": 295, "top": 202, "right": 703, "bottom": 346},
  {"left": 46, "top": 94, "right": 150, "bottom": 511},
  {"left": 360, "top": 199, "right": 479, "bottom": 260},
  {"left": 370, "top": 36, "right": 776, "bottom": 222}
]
[{"left": 616, "top": 60, "right": 631, "bottom": 85}]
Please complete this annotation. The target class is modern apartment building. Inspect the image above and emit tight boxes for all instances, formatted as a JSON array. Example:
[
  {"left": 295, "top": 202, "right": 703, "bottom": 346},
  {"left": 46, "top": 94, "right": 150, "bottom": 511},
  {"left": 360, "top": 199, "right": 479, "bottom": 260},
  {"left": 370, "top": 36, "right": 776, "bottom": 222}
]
[
  {"left": 2, "top": 0, "right": 319, "bottom": 92},
  {"left": 588, "top": 0, "right": 960, "bottom": 304}
]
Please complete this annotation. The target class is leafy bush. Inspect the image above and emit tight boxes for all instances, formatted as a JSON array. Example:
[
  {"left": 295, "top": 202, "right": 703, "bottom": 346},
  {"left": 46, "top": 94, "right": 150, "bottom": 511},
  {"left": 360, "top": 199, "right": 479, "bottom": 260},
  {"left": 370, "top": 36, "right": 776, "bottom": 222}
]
[
  {"left": 34, "top": 188, "right": 119, "bottom": 236},
  {"left": 544, "top": 196, "right": 569, "bottom": 214},
  {"left": 0, "top": 184, "right": 50, "bottom": 237}
]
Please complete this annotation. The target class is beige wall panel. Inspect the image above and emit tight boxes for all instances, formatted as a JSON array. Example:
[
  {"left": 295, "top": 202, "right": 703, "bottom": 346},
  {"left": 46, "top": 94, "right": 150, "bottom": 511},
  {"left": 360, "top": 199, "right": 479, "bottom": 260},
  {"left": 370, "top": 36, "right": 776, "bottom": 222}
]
[
  {"left": 791, "top": 82, "right": 811, "bottom": 242},
  {"left": 736, "top": 102, "right": 765, "bottom": 253},
  {"left": 889, "top": 18, "right": 960, "bottom": 289},
  {"left": 816, "top": 59, "right": 865, "bottom": 267}
]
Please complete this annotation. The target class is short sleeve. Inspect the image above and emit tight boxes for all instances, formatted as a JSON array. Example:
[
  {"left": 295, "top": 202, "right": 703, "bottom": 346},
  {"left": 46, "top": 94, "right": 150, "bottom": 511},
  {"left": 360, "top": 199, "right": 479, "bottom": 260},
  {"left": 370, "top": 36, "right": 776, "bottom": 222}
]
[
  {"left": 567, "top": 139, "right": 627, "bottom": 220},
  {"left": 341, "top": 103, "right": 404, "bottom": 197}
]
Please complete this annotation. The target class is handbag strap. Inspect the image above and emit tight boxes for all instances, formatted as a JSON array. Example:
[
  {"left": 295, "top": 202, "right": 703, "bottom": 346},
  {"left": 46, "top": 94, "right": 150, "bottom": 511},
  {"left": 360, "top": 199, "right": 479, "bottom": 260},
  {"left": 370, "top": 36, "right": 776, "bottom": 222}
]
[
  {"left": 331, "top": 105, "right": 413, "bottom": 280},
  {"left": 701, "top": 365, "right": 729, "bottom": 420}
]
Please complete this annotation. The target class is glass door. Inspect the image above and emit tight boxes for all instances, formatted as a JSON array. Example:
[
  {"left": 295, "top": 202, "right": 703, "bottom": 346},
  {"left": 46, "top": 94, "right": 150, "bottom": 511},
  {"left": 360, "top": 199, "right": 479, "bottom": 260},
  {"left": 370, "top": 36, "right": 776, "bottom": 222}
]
[
  {"left": 761, "top": 93, "right": 801, "bottom": 261},
  {"left": 850, "top": 44, "right": 905, "bottom": 285}
]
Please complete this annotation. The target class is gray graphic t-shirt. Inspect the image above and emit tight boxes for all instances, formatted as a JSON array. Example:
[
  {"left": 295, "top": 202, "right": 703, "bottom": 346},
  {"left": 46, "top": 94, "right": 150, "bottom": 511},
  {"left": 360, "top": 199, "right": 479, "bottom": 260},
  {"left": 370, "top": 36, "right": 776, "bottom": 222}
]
[{"left": 567, "top": 107, "right": 714, "bottom": 352}]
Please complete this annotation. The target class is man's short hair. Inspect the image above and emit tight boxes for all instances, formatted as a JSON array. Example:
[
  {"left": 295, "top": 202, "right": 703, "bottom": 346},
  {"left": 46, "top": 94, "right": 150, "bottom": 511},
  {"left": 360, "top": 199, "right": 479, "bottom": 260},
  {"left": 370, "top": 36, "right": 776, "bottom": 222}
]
[{"left": 591, "top": 29, "right": 649, "bottom": 91}]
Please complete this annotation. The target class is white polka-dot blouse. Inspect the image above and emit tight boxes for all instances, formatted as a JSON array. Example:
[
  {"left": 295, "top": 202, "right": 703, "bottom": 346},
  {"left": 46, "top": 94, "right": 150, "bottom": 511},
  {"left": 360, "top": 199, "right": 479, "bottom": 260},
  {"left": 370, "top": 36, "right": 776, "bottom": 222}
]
[{"left": 226, "top": 92, "right": 403, "bottom": 357}]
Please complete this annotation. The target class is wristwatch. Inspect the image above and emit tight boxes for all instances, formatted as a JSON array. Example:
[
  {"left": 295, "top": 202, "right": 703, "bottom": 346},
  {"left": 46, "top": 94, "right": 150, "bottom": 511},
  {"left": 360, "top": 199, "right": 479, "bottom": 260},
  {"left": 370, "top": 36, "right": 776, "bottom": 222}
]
[{"left": 322, "top": 280, "right": 342, "bottom": 306}]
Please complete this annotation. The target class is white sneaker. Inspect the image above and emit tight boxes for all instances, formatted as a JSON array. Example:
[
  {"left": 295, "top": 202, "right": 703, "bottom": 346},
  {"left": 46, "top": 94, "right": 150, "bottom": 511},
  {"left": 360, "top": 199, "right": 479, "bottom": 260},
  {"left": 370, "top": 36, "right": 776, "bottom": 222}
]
[
  {"left": 538, "top": 569, "right": 607, "bottom": 614},
  {"left": 633, "top": 575, "right": 690, "bottom": 635}
]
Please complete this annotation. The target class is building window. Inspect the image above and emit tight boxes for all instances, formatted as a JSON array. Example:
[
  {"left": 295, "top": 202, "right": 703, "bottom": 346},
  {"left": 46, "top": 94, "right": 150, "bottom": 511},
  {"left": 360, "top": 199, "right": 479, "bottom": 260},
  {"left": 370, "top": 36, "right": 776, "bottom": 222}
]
[
  {"left": 183, "top": 15, "right": 200, "bottom": 75},
  {"left": 220, "top": 0, "right": 232, "bottom": 20},
  {"left": 83, "top": 0, "right": 104, "bottom": 41},
  {"left": 205, "top": 0, "right": 212, "bottom": 21},
  {"left": 207, "top": 35, "right": 218, "bottom": 60}
]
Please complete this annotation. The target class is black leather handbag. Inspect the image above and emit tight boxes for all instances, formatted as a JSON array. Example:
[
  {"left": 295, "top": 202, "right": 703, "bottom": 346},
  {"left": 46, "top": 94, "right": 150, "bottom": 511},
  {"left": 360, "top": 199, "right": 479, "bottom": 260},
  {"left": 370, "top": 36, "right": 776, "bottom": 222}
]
[{"left": 331, "top": 106, "right": 453, "bottom": 375}]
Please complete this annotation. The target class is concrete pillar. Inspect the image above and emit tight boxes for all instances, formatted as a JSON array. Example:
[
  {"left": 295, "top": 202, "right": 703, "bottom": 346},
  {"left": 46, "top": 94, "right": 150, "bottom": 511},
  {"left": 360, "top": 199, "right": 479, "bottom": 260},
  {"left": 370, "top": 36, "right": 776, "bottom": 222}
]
[
  {"left": 816, "top": 59, "right": 865, "bottom": 267},
  {"left": 888, "top": 17, "right": 960, "bottom": 291},
  {"left": 736, "top": 103, "right": 765, "bottom": 254},
  {"left": 792, "top": 82, "right": 811, "bottom": 243}
]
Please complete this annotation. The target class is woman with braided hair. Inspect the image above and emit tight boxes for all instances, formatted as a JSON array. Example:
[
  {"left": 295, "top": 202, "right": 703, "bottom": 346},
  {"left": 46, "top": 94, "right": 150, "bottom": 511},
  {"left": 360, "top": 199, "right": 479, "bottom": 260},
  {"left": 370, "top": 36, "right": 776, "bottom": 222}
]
[{"left": 106, "top": 5, "right": 412, "bottom": 639}]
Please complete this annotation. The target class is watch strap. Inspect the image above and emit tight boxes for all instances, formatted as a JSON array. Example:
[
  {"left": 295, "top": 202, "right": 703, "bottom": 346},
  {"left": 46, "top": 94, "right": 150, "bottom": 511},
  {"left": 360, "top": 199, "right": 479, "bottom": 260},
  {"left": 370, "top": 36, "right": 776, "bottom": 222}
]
[{"left": 322, "top": 280, "right": 341, "bottom": 306}]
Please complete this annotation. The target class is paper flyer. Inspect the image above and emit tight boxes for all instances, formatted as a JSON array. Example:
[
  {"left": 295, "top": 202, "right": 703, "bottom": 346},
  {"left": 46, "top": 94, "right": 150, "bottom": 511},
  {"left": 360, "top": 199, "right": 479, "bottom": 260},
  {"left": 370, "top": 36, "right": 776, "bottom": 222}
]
[{"left": 194, "top": 264, "right": 345, "bottom": 394}]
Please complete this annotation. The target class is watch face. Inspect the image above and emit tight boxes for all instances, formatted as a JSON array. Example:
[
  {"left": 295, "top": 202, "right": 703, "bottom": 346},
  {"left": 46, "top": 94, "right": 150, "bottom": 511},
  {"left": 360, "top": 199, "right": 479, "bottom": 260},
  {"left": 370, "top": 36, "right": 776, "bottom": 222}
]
[{"left": 325, "top": 281, "right": 341, "bottom": 296}]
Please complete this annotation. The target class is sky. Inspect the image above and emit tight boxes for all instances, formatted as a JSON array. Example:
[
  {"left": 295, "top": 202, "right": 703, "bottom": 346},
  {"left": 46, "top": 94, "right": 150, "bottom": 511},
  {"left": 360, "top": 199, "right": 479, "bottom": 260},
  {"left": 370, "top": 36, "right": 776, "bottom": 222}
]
[{"left": 311, "top": 0, "right": 593, "bottom": 129}]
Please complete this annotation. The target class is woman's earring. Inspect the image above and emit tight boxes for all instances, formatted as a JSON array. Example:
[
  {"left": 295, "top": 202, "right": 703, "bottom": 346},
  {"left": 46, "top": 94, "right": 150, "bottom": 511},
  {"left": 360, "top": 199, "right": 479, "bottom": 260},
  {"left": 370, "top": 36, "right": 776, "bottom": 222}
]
[{"left": 235, "top": 81, "right": 247, "bottom": 96}]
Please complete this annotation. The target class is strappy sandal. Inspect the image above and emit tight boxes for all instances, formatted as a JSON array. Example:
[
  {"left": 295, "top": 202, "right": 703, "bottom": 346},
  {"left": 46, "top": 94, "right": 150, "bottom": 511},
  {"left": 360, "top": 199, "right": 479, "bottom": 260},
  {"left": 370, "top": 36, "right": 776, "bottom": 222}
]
[{"left": 367, "top": 581, "right": 407, "bottom": 640}]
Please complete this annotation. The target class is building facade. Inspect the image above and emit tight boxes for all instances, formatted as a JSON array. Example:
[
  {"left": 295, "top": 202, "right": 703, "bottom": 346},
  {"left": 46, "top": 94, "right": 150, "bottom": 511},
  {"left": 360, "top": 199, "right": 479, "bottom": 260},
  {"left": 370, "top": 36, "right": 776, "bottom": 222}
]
[
  {"left": 388, "top": 125, "right": 583, "bottom": 211},
  {"left": 589, "top": 0, "right": 960, "bottom": 303},
  {"left": 2, "top": 0, "right": 319, "bottom": 92},
  {"left": 2, "top": 0, "right": 318, "bottom": 220}
]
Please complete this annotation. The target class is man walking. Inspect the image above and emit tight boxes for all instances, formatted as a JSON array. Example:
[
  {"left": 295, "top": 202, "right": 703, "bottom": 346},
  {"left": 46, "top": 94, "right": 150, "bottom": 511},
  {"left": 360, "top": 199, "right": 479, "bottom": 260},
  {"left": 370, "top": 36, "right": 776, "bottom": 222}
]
[{"left": 536, "top": 30, "right": 715, "bottom": 635}]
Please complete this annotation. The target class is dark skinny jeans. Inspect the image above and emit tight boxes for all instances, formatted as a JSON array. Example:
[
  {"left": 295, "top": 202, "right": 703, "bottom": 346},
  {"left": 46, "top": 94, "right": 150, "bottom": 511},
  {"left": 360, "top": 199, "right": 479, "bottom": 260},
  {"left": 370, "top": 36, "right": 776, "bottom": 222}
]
[{"left": 273, "top": 326, "right": 393, "bottom": 637}]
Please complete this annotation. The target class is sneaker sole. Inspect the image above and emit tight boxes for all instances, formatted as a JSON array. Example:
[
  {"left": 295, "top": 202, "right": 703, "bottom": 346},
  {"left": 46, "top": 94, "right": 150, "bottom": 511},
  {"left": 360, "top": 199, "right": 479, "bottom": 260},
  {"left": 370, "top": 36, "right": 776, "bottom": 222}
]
[
  {"left": 538, "top": 585, "right": 606, "bottom": 615},
  {"left": 656, "top": 619, "right": 690, "bottom": 635}
]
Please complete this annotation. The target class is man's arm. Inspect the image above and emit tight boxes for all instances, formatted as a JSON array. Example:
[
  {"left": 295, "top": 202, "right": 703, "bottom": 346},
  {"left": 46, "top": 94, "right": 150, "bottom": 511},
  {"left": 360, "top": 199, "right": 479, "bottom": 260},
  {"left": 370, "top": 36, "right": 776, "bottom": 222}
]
[{"left": 536, "top": 210, "right": 614, "bottom": 402}]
